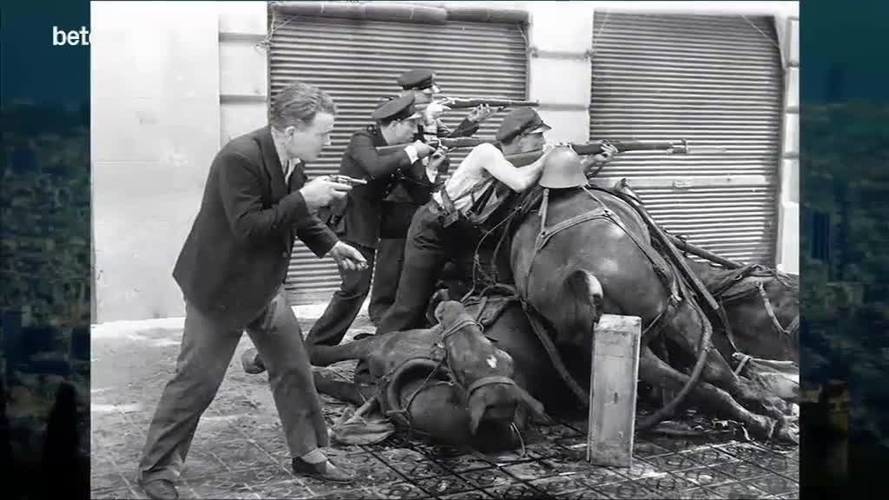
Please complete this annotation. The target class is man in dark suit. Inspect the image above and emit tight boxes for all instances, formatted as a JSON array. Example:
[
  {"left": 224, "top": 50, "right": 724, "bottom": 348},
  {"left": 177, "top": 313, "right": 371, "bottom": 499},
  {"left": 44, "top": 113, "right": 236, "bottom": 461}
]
[
  {"left": 368, "top": 69, "right": 494, "bottom": 325},
  {"left": 239, "top": 95, "right": 444, "bottom": 378},
  {"left": 137, "top": 82, "right": 367, "bottom": 500}
]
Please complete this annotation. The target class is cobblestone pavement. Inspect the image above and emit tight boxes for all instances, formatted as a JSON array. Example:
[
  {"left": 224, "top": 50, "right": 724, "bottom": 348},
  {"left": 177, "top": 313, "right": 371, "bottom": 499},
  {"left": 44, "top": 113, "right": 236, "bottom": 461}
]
[{"left": 91, "top": 310, "right": 799, "bottom": 499}]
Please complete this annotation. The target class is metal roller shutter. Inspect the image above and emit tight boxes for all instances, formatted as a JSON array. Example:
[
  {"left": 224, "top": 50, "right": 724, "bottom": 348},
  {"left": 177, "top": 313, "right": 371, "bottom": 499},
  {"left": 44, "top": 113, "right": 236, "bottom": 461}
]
[
  {"left": 268, "top": 10, "right": 528, "bottom": 305},
  {"left": 589, "top": 13, "right": 783, "bottom": 265}
]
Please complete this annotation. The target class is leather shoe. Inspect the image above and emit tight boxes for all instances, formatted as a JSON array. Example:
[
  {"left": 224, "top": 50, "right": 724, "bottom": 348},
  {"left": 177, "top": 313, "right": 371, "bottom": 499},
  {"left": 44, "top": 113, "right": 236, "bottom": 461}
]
[
  {"left": 292, "top": 457, "right": 354, "bottom": 483},
  {"left": 241, "top": 348, "right": 266, "bottom": 374},
  {"left": 139, "top": 478, "right": 179, "bottom": 500}
]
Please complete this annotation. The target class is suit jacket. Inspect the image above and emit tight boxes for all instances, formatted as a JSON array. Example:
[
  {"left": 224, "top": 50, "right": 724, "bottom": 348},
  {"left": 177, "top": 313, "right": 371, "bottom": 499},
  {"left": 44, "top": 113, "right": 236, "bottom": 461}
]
[
  {"left": 378, "top": 117, "right": 480, "bottom": 238},
  {"left": 336, "top": 125, "right": 419, "bottom": 249},
  {"left": 173, "top": 125, "right": 338, "bottom": 329}
]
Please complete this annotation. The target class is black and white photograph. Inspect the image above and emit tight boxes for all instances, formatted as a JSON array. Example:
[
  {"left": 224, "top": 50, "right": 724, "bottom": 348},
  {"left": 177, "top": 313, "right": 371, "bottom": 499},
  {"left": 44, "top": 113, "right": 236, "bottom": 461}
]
[{"left": 89, "top": 1, "right": 801, "bottom": 498}]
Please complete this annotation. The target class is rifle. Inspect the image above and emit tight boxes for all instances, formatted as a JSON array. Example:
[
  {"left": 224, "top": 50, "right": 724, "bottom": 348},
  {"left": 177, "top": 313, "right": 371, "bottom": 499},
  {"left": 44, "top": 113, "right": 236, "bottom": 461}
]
[
  {"left": 375, "top": 138, "right": 725, "bottom": 165},
  {"left": 374, "top": 137, "right": 487, "bottom": 156},
  {"left": 505, "top": 139, "right": 726, "bottom": 167},
  {"left": 437, "top": 97, "right": 539, "bottom": 110}
]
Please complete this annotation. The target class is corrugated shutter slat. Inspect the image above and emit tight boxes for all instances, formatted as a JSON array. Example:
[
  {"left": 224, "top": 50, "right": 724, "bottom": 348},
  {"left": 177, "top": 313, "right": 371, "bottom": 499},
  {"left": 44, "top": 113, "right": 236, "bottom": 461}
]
[
  {"left": 268, "top": 12, "right": 527, "bottom": 304},
  {"left": 590, "top": 13, "right": 782, "bottom": 266}
]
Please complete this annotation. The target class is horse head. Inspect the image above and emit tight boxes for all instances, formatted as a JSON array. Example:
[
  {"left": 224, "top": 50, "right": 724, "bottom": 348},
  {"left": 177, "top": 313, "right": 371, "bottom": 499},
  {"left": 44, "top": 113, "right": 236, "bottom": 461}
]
[
  {"left": 433, "top": 301, "right": 548, "bottom": 436},
  {"left": 688, "top": 259, "right": 800, "bottom": 363}
]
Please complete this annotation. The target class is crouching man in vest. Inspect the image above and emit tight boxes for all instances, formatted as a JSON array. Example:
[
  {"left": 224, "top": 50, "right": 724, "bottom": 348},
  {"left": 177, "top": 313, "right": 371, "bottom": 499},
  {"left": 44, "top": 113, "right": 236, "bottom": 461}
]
[{"left": 374, "top": 108, "right": 555, "bottom": 335}]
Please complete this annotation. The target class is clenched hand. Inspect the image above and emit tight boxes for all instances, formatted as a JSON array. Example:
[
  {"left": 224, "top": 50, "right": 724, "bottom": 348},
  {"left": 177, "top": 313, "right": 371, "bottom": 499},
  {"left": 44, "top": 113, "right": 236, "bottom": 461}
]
[{"left": 327, "top": 241, "right": 368, "bottom": 272}]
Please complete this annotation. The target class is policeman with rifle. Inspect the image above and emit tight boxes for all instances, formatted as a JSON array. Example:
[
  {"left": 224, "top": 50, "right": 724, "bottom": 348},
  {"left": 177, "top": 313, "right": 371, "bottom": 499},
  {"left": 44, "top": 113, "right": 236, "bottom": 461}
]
[
  {"left": 375, "top": 107, "right": 620, "bottom": 335},
  {"left": 369, "top": 68, "right": 499, "bottom": 325}
]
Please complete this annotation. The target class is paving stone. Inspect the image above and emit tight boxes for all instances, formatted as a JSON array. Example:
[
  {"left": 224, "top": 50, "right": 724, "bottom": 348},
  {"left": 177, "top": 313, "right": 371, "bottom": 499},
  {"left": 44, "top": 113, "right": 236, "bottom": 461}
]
[
  {"left": 687, "top": 445, "right": 738, "bottom": 464},
  {"left": 91, "top": 455, "right": 118, "bottom": 478},
  {"left": 528, "top": 474, "right": 596, "bottom": 496},
  {"left": 747, "top": 474, "right": 799, "bottom": 497},
  {"left": 500, "top": 460, "right": 561, "bottom": 481},
  {"left": 243, "top": 479, "right": 312, "bottom": 499},
  {"left": 560, "top": 465, "right": 624, "bottom": 488},
  {"left": 710, "top": 459, "right": 772, "bottom": 482},
  {"left": 91, "top": 486, "right": 141, "bottom": 499},
  {"left": 537, "top": 423, "right": 584, "bottom": 441},
  {"left": 337, "top": 451, "right": 404, "bottom": 486},
  {"left": 632, "top": 474, "right": 698, "bottom": 497},
  {"left": 596, "top": 479, "right": 657, "bottom": 499},
  {"left": 377, "top": 452, "right": 451, "bottom": 480},
  {"left": 180, "top": 449, "right": 230, "bottom": 478},
  {"left": 642, "top": 451, "right": 705, "bottom": 472},
  {"left": 459, "top": 467, "right": 520, "bottom": 490},
  {"left": 709, "top": 480, "right": 771, "bottom": 499},
  {"left": 314, "top": 487, "right": 377, "bottom": 499},
  {"left": 413, "top": 472, "right": 477, "bottom": 496},
  {"left": 91, "top": 472, "right": 129, "bottom": 493},
  {"left": 368, "top": 480, "right": 433, "bottom": 499},
  {"left": 207, "top": 439, "right": 279, "bottom": 472},
  {"left": 633, "top": 439, "right": 673, "bottom": 458},
  {"left": 670, "top": 466, "right": 736, "bottom": 489},
  {"left": 438, "top": 489, "right": 492, "bottom": 499},
  {"left": 612, "top": 456, "right": 666, "bottom": 479},
  {"left": 671, "top": 487, "right": 726, "bottom": 499},
  {"left": 185, "top": 472, "right": 258, "bottom": 499},
  {"left": 101, "top": 442, "right": 144, "bottom": 474},
  {"left": 431, "top": 453, "right": 495, "bottom": 474},
  {"left": 483, "top": 481, "right": 544, "bottom": 499}
]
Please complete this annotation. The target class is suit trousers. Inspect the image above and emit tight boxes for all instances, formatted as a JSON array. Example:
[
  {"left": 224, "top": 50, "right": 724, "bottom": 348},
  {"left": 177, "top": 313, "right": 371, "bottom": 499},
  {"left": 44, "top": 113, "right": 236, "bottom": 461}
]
[
  {"left": 376, "top": 202, "right": 480, "bottom": 335},
  {"left": 304, "top": 243, "right": 376, "bottom": 351},
  {"left": 137, "top": 290, "right": 328, "bottom": 483},
  {"left": 368, "top": 238, "right": 404, "bottom": 326}
]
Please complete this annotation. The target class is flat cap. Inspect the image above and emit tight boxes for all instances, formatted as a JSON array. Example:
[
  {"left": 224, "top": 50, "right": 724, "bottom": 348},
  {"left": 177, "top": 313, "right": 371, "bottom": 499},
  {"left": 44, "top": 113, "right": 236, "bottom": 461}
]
[
  {"left": 371, "top": 94, "right": 422, "bottom": 122},
  {"left": 397, "top": 68, "right": 441, "bottom": 93},
  {"left": 496, "top": 107, "right": 552, "bottom": 142}
]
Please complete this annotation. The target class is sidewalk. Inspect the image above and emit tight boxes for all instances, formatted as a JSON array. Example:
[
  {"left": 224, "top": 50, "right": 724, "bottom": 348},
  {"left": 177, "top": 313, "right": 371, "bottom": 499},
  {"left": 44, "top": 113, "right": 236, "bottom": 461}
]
[{"left": 91, "top": 306, "right": 799, "bottom": 499}]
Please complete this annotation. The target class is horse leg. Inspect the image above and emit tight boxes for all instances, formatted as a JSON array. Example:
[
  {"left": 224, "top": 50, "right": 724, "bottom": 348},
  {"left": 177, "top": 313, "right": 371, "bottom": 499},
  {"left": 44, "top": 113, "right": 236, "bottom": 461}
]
[
  {"left": 312, "top": 371, "right": 377, "bottom": 407},
  {"left": 308, "top": 334, "right": 387, "bottom": 367},
  {"left": 638, "top": 346, "right": 778, "bottom": 440},
  {"left": 663, "top": 298, "right": 792, "bottom": 422}
]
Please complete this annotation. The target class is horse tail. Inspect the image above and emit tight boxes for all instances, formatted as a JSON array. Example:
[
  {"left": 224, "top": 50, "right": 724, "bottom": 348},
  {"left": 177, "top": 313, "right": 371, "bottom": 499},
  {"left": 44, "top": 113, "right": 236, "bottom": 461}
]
[{"left": 555, "top": 269, "right": 604, "bottom": 345}]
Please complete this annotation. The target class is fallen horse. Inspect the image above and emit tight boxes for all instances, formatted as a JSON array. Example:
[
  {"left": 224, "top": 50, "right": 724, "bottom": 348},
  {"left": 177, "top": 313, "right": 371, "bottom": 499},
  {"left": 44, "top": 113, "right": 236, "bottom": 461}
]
[
  {"left": 497, "top": 171, "right": 798, "bottom": 443},
  {"left": 307, "top": 300, "right": 548, "bottom": 451}
]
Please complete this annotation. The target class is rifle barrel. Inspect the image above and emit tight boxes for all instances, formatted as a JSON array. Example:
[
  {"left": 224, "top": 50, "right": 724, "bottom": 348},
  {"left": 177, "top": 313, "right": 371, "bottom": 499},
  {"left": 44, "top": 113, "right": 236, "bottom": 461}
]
[{"left": 445, "top": 98, "right": 539, "bottom": 109}]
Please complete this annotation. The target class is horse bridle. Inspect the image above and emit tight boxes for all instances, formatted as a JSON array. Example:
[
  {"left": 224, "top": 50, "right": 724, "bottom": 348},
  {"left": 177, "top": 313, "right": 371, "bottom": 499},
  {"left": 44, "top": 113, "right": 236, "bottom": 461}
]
[
  {"left": 715, "top": 266, "right": 800, "bottom": 341},
  {"left": 383, "top": 315, "right": 519, "bottom": 431}
]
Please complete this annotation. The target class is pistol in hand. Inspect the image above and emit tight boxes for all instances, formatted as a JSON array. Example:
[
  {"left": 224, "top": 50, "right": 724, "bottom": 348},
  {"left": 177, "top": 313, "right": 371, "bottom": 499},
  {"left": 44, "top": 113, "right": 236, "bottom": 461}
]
[{"left": 328, "top": 175, "right": 368, "bottom": 187}]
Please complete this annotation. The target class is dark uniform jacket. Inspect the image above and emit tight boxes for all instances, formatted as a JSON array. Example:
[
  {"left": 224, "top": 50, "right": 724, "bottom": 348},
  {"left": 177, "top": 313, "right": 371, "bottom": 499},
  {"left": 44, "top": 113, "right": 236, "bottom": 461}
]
[
  {"left": 173, "top": 125, "right": 338, "bottom": 329},
  {"left": 380, "top": 117, "right": 480, "bottom": 238},
  {"left": 333, "top": 125, "right": 424, "bottom": 248}
]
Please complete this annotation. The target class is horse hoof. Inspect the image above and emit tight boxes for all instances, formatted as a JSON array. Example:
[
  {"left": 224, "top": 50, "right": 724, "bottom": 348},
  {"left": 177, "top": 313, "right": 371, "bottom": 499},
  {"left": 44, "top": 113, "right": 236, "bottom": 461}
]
[
  {"left": 774, "top": 417, "right": 800, "bottom": 444},
  {"left": 241, "top": 348, "right": 266, "bottom": 374}
]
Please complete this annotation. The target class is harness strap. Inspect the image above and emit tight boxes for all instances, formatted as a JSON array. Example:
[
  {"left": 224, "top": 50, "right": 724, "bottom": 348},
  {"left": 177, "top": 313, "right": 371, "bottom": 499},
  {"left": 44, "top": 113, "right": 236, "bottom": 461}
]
[
  {"left": 526, "top": 186, "right": 682, "bottom": 340},
  {"left": 757, "top": 281, "right": 794, "bottom": 337},
  {"left": 521, "top": 302, "right": 590, "bottom": 408},
  {"left": 466, "top": 375, "right": 517, "bottom": 396}
]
